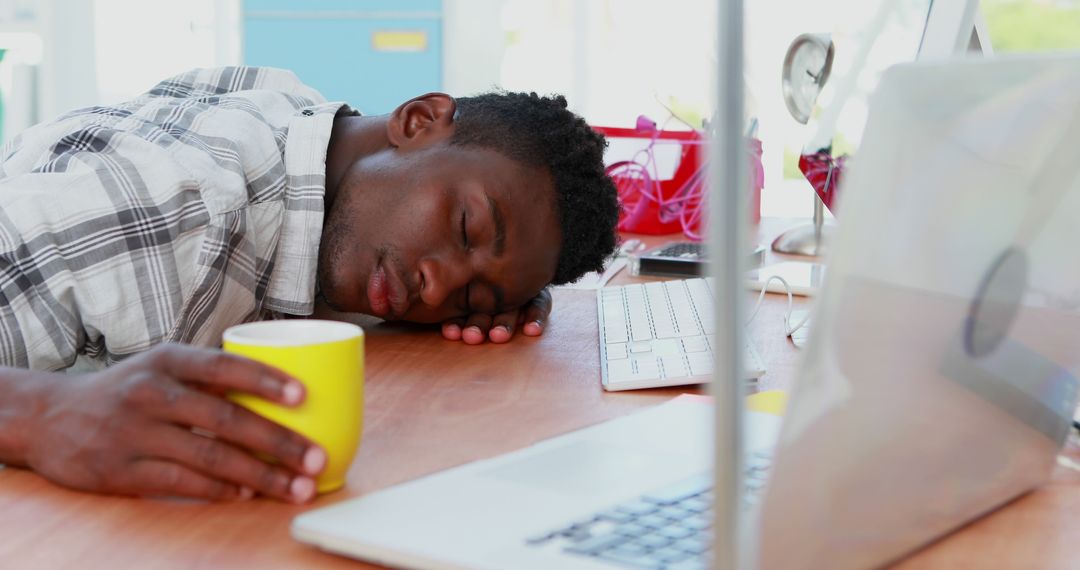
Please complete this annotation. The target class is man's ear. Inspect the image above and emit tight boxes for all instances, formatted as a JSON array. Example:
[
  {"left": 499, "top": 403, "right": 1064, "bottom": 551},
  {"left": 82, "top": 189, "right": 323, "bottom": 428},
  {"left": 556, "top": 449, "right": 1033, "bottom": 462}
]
[{"left": 387, "top": 93, "right": 456, "bottom": 149}]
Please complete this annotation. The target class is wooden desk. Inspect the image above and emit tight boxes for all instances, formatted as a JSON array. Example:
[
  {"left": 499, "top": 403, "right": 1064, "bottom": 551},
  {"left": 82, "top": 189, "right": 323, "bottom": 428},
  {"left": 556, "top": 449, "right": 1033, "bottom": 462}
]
[{"left": 1, "top": 220, "right": 1078, "bottom": 569}]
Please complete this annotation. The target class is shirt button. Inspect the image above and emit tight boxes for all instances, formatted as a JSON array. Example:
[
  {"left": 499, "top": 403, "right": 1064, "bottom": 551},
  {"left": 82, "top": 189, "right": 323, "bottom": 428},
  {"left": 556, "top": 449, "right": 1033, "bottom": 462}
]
[{"left": 301, "top": 109, "right": 314, "bottom": 116}]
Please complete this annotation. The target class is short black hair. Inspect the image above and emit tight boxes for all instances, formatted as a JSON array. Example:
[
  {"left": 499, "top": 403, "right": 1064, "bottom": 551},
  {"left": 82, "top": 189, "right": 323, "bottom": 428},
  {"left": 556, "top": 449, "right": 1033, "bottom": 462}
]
[{"left": 449, "top": 90, "right": 619, "bottom": 286}]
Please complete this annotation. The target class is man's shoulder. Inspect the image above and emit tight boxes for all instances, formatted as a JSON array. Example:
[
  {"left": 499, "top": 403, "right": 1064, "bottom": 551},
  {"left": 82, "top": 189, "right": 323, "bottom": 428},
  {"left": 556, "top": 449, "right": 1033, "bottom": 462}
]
[{"left": 145, "top": 66, "right": 327, "bottom": 104}]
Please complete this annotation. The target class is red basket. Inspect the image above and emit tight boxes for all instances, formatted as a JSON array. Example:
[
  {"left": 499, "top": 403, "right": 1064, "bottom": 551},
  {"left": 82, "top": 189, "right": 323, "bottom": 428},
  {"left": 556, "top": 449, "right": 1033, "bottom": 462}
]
[
  {"left": 594, "top": 124, "right": 763, "bottom": 237},
  {"left": 594, "top": 125, "right": 704, "bottom": 235}
]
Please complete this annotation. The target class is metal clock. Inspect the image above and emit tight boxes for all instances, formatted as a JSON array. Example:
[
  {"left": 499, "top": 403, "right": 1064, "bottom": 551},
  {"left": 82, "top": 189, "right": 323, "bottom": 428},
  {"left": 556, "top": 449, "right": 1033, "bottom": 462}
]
[{"left": 782, "top": 33, "right": 835, "bottom": 124}]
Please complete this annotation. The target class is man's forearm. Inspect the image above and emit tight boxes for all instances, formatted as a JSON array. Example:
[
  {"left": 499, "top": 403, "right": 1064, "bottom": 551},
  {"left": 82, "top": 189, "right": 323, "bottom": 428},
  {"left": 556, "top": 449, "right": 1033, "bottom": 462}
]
[{"left": 0, "top": 368, "right": 56, "bottom": 466}]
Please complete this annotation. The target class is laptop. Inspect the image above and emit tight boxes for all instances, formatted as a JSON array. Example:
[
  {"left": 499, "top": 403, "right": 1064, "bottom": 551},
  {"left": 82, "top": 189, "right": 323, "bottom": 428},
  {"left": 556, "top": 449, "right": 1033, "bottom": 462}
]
[{"left": 292, "top": 56, "right": 1080, "bottom": 570}]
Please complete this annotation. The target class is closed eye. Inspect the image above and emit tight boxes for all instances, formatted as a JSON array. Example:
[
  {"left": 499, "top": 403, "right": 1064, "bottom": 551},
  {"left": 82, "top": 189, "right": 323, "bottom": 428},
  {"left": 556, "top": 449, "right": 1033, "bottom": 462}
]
[
  {"left": 461, "top": 209, "right": 471, "bottom": 312},
  {"left": 460, "top": 210, "right": 469, "bottom": 248}
]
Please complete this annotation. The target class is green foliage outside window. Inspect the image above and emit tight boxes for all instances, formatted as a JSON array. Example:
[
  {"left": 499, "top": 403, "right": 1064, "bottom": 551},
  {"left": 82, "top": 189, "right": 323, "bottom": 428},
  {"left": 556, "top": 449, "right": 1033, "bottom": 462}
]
[{"left": 983, "top": 0, "right": 1080, "bottom": 52}]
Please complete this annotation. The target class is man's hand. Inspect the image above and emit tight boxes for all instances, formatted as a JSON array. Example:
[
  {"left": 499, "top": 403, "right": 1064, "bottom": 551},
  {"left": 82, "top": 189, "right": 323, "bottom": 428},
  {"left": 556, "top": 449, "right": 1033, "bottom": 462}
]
[
  {"left": 441, "top": 288, "right": 553, "bottom": 345},
  {"left": 24, "top": 344, "right": 325, "bottom": 503}
]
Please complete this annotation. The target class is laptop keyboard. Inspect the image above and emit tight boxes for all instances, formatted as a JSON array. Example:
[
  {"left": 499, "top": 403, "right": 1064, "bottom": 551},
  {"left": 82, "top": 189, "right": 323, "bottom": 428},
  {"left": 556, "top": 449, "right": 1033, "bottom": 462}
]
[
  {"left": 526, "top": 451, "right": 773, "bottom": 570},
  {"left": 650, "top": 242, "right": 704, "bottom": 260},
  {"left": 598, "top": 278, "right": 766, "bottom": 391}
]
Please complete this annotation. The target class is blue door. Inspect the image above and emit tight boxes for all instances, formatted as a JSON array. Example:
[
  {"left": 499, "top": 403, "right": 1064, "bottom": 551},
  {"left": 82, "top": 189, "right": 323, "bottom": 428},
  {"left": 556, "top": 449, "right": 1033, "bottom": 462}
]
[{"left": 244, "top": 0, "right": 442, "bottom": 115}]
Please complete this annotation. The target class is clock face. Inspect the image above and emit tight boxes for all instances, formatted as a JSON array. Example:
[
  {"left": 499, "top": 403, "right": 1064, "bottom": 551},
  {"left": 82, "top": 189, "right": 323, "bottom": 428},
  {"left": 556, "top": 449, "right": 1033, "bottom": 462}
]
[{"left": 782, "top": 34, "right": 835, "bottom": 124}]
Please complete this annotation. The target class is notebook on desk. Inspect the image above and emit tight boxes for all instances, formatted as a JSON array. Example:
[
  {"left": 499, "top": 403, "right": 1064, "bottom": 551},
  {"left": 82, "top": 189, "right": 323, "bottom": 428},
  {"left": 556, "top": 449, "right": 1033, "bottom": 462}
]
[{"left": 292, "top": 56, "right": 1080, "bottom": 570}]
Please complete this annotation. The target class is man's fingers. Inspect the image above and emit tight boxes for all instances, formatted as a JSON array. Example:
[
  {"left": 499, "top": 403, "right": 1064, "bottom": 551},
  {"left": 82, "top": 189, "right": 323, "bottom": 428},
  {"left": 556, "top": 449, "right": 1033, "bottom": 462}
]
[
  {"left": 147, "top": 344, "right": 304, "bottom": 407},
  {"left": 522, "top": 290, "right": 552, "bottom": 337},
  {"left": 143, "top": 384, "right": 325, "bottom": 480},
  {"left": 124, "top": 458, "right": 246, "bottom": 502},
  {"left": 441, "top": 318, "right": 466, "bottom": 341},
  {"left": 488, "top": 310, "right": 518, "bottom": 344},
  {"left": 145, "top": 426, "right": 316, "bottom": 504},
  {"left": 462, "top": 313, "right": 492, "bottom": 345}
]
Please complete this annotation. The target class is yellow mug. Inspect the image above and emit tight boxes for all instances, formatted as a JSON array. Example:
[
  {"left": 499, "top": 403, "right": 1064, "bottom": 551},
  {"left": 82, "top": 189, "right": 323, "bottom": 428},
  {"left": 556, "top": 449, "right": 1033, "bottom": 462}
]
[{"left": 223, "top": 319, "right": 364, "bottom": 494}]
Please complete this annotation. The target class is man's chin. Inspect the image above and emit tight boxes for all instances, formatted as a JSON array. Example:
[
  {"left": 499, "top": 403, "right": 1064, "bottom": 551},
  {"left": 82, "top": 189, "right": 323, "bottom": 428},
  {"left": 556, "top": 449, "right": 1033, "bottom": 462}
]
[
  {"left": 395, "top": 311, "right": 449, "bottom": 325},
  {"left": 316, "top": 289, "right": 357, "bottom": 315}
]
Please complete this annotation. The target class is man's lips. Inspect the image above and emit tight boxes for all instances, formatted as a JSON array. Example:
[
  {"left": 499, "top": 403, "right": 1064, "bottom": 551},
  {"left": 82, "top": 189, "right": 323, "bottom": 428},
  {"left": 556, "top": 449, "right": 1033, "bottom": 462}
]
[
  {"left": 367, "top": 264, "right": 391, "bottom": 317},
  {"left": 367, "top": 262, "right": 411, "bottom": 319}
]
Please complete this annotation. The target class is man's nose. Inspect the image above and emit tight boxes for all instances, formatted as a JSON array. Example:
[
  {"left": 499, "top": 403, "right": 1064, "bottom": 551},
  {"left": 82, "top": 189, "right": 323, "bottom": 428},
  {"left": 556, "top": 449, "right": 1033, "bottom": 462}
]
[{"left": 417, "top": 255, "right": 470, "bottom": 309}]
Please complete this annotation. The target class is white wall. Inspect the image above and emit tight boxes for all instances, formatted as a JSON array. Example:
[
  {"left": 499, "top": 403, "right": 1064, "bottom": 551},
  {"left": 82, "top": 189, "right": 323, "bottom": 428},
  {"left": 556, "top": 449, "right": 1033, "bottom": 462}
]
[
  {"left": 20, "top": 0, "right": 240, "bottom": 127},
  {"left": 38, "top": 0, "right": 99, "bottom": 122},
  {"left": 93, "top": 0, "right": 240, "bottom": 105},
  {"left": 441, "top": 0, "right": 822, "bottom": 217},
  {"left": 442, "top": 0, "right": 506, "bottom": 97}
]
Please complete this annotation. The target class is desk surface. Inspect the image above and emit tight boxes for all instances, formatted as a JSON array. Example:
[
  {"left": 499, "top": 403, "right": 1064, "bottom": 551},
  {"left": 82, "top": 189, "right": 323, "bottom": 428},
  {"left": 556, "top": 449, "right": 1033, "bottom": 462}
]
[{"left": 2, "top": 220, "right": 1079, "bottom": 569}]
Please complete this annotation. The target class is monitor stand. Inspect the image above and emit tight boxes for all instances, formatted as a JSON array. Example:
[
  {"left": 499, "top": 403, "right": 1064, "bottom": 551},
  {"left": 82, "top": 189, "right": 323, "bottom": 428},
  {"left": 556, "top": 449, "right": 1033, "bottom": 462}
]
[{"left": 771, "top": 195, "right": 834, "bottom": 257}]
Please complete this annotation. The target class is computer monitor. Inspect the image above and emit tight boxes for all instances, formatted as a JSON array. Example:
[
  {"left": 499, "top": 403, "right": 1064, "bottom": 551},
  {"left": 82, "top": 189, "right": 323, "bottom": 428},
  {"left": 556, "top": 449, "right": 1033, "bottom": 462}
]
[
  {"left": 773, "top": 0, "right": 991, "bottom": 257},
  {"left": 807, "top": 0, "right": 991, "bottom": 159},
  {"left": 920, "top": 0, "right": 993, "bottom": 59}
]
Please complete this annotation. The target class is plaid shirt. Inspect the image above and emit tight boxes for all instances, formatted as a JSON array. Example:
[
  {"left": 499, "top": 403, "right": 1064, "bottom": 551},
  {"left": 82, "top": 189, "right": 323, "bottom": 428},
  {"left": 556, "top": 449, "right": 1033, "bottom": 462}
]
[{"left": 0, "top": 67, "right": 348, "bottom": 370}]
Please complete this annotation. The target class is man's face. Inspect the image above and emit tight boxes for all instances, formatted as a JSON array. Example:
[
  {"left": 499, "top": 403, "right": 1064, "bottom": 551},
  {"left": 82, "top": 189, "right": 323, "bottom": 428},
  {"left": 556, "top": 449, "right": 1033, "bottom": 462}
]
[{"left": 317, "top": 141, "right": 561, "bottom": 323}]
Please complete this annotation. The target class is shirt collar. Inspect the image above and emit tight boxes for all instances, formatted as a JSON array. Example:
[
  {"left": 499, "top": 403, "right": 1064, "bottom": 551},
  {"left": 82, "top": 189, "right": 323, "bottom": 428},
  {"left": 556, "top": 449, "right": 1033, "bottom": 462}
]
[{"left": 262, "top": 102, "right": 350, "bottom": 315}]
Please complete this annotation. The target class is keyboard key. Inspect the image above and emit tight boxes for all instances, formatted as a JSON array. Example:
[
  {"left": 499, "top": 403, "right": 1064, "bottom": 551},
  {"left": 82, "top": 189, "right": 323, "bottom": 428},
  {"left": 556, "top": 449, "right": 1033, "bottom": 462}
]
[
  {"left": 657, "top": 525, "right": 695, "bottom": 541},
  {"left": 686, "top": 278, "right": 712, "bottom": 302},
  {"left": 525, "top": 530, "right": 557, "bottom": 544},
  {"left": 607, "top": 359, "right": 634, "bottom": 380},
  {"left": 687, "top": 353, "right": 713, "bottom": 376},
  {"left": 650, "top": 338, "right": 681, "bottom": 356},
  {"left": 674, "top": 535, "right": 710, "bottom": 554},
  {"left": 657, "top": 505, "right": 692, "bottom": 520},
  {"left": 606, "top": 343, "right": 629, "bottom": 360},
  {"left": 606, "top": 325, "right": 628, "bottom": 344},
  {"left": 564, "top": 533, "right": 629, "bottom": 555},
  {"left": 642, "top": 474, "right": 711, "bottom": 504},
  {"left": 632, "top": 533, "right": 673, "bottom": 550},
  {"left": 667, "top": 558, "right": 709, "bottom": 570},
  {"left": 645, "top": 283, "right": 677, "bottom": 338},
  {"left": 609, "top": 542, "right": 649, "bottom": 557},
  {"left": 681, "top": 335, "right": 709, "bottom": 353},
  {"left": 660, "top": 355, "right": 690, "bottom": 378},
  {"left": 632, "top": 357, "right": 661, "bottom": 380},
  {"left": 625, "top": 287, "right": 653, "bottom": 342},
  {"left": 678, "top": 516, "right": 711, "bottom": 531},
  {"left": 616, "top": 501, "right": 658, "bottom": 516},
  {"left": 649, "top": 546, "right": 693, "bottom": 563},
  {"left": 614, "top": 522, "right": 651, "bottom": 537},
  {"left": 666, "top": 282, "right": 702, "bottom": 337},
  {"left": 596, "top": 550, "right": 664, "bottom": 570},
  {"left": 655, "top": 322, "right": 678, "bottom": 339},
  {"left": 686, "top": 280, "right": 716, "bottom": 335},
  {"left": 681, "top": 497, "right": 710, "bottom": 513},
  {"left": 563, "top": 528, "right": 593, "bottom": 543},
  {"left": 604, "top": 313, "right": 625, "bottom": 326},
  {"left": 635, "top": 514, "right": 670, "bottom": 529},
  {"left": 629, "top": 341, "right": 652, "bottom": 354},
  {"left": 598, "top": 509, "right": 635, "bottom": 524}
]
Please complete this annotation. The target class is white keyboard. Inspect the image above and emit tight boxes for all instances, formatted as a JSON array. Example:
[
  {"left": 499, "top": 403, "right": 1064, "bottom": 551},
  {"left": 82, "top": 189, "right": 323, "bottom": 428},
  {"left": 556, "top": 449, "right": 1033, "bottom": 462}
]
[{"left": 598, "top": 278, "right": 766, "bottom": 391}]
